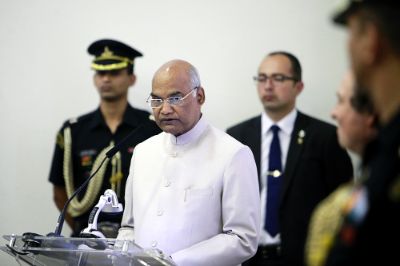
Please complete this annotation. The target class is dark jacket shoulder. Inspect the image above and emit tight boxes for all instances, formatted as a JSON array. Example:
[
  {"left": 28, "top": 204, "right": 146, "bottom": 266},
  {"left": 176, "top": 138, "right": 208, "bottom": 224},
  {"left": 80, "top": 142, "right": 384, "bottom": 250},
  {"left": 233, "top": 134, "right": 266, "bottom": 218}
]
[
  {"left": 60, "top": 109, "right": 98, "bottom": 130},
  {"left": 226, "top": 115, "right": 261, "bottom": 137}
]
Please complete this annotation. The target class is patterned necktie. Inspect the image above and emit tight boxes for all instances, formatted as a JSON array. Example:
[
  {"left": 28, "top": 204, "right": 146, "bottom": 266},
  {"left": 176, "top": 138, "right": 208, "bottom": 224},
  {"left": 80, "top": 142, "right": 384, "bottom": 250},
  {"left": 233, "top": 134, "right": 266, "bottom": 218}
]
[{"left": 265, "top": 125, "right": 282, "bottom": 237}]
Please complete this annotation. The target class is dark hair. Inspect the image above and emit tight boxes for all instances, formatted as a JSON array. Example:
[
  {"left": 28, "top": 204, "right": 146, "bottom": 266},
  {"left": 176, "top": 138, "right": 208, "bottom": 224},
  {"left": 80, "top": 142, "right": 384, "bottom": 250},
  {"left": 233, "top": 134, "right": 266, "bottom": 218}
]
[
  {"left": 351, "top": 86, "right": 379, "bottom": 127},
  {"left": 357, "top": 4, "right": 400, "bottom": 55},
  {"left": 268, "top": 51, "right": 302, "bottom": 81},
  {"left": 350, "top": 87, "right": 374, "bottom": 115},
  {"left": 127, "top": 63, "right": 134, "bottom": 75}
]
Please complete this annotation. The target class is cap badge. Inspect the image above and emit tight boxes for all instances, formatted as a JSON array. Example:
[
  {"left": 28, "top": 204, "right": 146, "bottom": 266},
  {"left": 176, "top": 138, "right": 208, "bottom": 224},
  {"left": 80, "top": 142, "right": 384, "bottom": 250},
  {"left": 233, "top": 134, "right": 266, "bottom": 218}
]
[{"left": 101, "top": 46, "right": 114, "bottom": 58}]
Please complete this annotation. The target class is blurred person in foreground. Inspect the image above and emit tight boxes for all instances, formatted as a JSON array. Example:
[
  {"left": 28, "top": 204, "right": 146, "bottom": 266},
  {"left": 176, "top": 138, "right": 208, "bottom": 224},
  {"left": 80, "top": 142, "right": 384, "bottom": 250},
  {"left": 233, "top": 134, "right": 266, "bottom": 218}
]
[
  {"left": 323, "top": 0, "right": 400, "bottom": 265},
  {"left": 305, "top": 70, "right": 377, "bottom": 266}
]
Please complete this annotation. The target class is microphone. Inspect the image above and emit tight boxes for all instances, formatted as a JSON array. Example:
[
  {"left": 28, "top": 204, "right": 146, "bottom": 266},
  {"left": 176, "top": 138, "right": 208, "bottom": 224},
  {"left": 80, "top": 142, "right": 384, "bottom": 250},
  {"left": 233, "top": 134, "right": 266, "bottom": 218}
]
[
  {"left": 52, "top": 119, "right": 160, "bottom": 236},
  {"left": 80, "top": 189, "right": 123, "bottom": 238}
]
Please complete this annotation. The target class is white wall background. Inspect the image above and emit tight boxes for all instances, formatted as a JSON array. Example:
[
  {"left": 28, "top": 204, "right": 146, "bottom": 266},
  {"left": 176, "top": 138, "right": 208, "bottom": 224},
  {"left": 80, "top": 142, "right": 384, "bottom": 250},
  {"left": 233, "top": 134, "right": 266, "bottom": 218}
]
[{"left": 0, "top": 0, "right": 350, "bottom": 262}]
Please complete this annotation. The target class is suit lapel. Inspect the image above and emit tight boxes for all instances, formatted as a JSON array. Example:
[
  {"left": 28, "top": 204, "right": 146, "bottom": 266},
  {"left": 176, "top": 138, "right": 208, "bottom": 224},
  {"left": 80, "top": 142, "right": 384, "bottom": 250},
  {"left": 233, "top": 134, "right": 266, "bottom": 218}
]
[
  {"left": 247, "top": 116, "right": 262, "bottom": 182},
  {"left": 280, "top": 112, "right": 309, "bottom": 202}
]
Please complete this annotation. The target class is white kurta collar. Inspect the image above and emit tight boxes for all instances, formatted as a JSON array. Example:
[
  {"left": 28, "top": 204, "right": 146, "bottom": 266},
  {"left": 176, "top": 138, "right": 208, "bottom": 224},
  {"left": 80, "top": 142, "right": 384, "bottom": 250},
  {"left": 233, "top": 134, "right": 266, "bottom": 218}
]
[{"left": 166, "top": 115, "right": 207, "bottom": 146}]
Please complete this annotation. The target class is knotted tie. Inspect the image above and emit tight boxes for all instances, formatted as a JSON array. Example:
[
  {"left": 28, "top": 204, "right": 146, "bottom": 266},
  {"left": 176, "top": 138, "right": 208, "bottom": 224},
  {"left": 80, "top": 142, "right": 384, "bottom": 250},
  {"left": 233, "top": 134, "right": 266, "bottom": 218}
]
[{"left": 265, "top": 125, "right": 282, "bottom": 237}]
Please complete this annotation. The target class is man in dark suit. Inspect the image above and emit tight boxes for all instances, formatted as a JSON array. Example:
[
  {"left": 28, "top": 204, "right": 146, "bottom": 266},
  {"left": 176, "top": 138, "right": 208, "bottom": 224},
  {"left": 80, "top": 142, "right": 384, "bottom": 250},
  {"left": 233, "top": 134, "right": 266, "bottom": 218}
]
[{"left": 227, "top": 51, "right": 353, "bottom": 266}]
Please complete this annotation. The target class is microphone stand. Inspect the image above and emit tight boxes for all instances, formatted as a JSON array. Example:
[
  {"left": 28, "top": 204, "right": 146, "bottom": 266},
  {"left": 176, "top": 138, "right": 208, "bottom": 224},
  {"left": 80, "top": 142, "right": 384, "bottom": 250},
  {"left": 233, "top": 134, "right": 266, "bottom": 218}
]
[{"left": 52, "top": 156, "right": 109, "bottom": 236}]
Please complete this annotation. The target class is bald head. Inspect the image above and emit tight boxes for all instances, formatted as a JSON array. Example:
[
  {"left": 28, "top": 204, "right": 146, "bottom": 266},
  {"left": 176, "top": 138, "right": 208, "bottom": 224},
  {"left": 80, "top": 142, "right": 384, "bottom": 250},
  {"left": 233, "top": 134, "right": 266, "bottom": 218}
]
[
  {"left": 152, "top": 59, "right": 201, "bottom": 90},
  {"left": 150, "top": 59, "right": 205, "bottom": 136}
]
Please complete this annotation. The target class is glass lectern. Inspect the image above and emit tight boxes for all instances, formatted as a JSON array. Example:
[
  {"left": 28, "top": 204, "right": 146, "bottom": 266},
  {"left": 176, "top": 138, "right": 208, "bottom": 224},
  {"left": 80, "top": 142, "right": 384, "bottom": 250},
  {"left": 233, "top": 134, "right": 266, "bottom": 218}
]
[{"left": 1, "top": 234, "right": 175, "bottom": 266}]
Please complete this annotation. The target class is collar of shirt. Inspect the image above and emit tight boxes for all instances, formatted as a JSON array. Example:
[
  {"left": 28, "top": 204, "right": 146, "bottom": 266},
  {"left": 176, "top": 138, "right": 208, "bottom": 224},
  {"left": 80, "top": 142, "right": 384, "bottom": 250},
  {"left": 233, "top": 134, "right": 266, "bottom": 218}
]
[
  {"left": 166, "top": 115, "right": 207, "bottom": 146},
  {"left": 88, "top": 104, "right": 139, "bottom": 130},
  {"left": 123, "top": 104, "right": 147, "bottom": 128},
  {"left": 261, "top": 108, "right": 297, "bottom": 137}
]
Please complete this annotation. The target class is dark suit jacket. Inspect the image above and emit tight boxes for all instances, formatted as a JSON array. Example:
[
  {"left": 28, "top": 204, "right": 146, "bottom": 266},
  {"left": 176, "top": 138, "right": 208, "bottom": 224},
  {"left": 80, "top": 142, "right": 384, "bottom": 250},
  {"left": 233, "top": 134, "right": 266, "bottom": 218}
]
[{"left": 227, "top": 111, "right": 353, "bottom": 266}]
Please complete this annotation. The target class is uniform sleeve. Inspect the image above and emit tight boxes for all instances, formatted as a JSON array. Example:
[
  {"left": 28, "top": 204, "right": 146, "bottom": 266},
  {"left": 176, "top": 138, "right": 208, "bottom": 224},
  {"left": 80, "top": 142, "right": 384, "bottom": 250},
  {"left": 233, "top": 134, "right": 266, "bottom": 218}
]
[
  {"left": 48, "top": 127, "right": 66, "bottom": 186},
  {"left": 171, "top": 146, "right": 261, "bottom": 266}
]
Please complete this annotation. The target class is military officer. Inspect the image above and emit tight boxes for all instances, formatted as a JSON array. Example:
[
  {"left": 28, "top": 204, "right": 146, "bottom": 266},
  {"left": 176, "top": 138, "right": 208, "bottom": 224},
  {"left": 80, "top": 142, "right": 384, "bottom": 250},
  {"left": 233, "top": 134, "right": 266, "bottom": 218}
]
[{"left": 48, "top": 39, "right": 161, "bottom": 237}]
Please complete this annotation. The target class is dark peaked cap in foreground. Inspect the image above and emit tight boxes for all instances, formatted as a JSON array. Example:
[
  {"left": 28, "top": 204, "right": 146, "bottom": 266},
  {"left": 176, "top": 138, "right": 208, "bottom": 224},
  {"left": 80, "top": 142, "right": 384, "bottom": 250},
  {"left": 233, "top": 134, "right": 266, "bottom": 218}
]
[
  {"left": 332, "top": 0, "right": 400, "bottom": 25},
  {"left": 88, "top": 39, "right": 143, "bottom": 71}
]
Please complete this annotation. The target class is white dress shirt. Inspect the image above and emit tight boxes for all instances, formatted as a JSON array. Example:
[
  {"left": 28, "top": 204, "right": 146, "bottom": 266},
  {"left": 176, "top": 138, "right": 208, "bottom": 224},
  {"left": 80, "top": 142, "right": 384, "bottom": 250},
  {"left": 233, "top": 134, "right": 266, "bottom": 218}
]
[
  {"left": 259, "top": 109, "right": 297, "bottom": 245},
  {"left": 119, "top": 116, "right": 261, "bottom": 266}
]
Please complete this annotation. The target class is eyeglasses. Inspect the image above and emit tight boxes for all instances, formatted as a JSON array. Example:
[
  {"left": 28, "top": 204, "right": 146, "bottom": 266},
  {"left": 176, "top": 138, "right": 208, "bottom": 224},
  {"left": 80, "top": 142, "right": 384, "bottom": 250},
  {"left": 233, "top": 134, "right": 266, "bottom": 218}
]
[
  {"left": 146, "top": 87, "right": 198, "bottom": 109},
  {"left": 253, "top": 73, "right": 298, "bottom": 84}
]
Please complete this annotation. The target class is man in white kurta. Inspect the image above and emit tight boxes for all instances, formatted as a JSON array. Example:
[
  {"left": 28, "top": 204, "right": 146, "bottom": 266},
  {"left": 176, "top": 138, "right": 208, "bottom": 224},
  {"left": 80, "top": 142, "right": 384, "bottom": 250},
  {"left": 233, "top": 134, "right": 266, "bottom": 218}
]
[{"left": 118, "top": 59, "right": 260, "bottom": 266}]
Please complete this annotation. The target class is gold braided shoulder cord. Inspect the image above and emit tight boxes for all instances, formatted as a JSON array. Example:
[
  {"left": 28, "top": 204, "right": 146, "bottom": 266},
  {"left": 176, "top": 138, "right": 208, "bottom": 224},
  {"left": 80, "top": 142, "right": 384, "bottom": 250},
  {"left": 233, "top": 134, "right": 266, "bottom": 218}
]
[
  {"left": 63, "top": 127, "right": 111, "bottom": 217},
  {"left": 305, "top": 183, "right": 353, "bottom": 266},
  {"left": 110, "top": 150, "right": 123, "bottom": 197}
]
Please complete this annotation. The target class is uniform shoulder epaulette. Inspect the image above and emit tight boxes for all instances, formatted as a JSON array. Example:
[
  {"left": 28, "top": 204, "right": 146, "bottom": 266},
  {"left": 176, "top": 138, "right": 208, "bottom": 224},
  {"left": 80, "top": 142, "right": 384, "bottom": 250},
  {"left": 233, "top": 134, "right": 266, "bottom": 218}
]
[
  {"left": 61, "top": 117, "right": 78, "bottom": 130},
  {"left": 68, "top": 117, "right": 78, "bottom": 124}
]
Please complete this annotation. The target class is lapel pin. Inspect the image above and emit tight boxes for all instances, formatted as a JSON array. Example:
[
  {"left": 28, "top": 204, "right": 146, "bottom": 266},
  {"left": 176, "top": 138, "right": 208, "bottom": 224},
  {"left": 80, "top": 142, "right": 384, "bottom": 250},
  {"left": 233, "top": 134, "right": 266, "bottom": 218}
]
[{"left": 297, "top": 130, "right": 305, "bottom": 144}]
